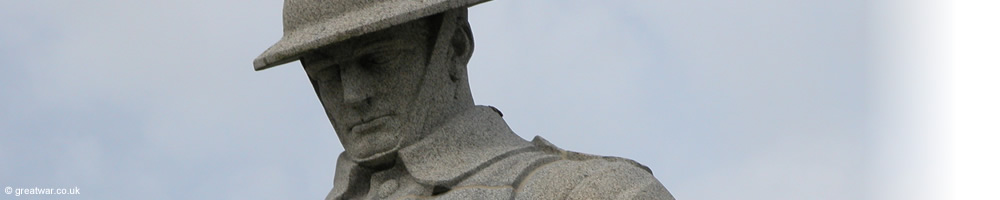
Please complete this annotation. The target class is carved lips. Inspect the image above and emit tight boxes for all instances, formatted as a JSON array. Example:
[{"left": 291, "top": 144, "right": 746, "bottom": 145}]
[{"left": 348, "top": 114, "right": 392, "bottom": 134}]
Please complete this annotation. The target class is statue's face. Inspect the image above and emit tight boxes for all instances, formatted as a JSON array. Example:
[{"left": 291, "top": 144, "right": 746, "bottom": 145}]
[{"left": 302, "top": 20, "right": 431, "bottom": 164}]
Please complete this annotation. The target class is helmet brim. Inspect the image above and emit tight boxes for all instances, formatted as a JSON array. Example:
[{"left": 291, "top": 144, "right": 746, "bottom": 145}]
[{"left": 253, "top": 0, "right": 490, "bottom": 71}]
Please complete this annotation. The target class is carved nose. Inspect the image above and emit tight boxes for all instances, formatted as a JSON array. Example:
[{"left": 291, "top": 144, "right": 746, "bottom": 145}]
[{"left": 340, "top": 63, "right": 372, "bottom": 105}]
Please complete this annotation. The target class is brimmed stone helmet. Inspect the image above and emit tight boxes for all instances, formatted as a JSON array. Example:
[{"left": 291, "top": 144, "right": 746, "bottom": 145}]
[{"left": 253, "top": 0, "right": 491, "bottom": 71}]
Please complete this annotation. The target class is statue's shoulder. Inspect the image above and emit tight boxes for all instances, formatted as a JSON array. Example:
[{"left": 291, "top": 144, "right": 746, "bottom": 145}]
[{"left": 512, "top": 136, "right": 675, "bottom": 200}]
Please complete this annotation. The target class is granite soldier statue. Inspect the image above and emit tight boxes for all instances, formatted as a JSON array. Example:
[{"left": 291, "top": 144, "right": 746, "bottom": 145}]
[{"left": 253, "top": 0, "right": 674, "bottom": 199}]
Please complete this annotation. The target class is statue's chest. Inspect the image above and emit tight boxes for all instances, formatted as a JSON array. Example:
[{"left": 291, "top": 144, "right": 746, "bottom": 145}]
[
  {"left": 353, "top": 174, "right": 516, "bottom": 200},
  {"left": 394, "top": 187, "right": 513, "bottom": 200},
  {"left": 349, "top": 151, "right": 559, "bottom": 200}
]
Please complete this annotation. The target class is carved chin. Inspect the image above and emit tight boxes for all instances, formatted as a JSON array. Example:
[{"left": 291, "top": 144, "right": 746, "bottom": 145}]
[
  {"left": 339, "top": 118, "right": 406, "bottom": 165},
  {"left": 347, "top": 140, "right": 402, "bottom": 166}
]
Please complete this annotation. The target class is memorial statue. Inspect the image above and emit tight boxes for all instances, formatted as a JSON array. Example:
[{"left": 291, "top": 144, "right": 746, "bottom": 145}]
[{"left": 253, "top": 0, "right": 674, "bottom": 199}]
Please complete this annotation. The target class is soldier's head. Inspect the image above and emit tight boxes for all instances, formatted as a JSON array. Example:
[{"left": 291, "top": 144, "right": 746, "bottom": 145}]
[
  {"left": 254, "top": 1, "right": 485, "bottom": 167},
  {"left": 306, "top": 11, "right": 476, "bottom": 166}
]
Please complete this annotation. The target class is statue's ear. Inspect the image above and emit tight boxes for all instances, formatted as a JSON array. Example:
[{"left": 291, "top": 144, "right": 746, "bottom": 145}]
[{"left": 449, "top": 23, "right": 474, "bottom": 64}]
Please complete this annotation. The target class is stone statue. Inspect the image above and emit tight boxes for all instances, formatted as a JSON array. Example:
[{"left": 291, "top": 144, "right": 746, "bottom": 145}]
[{"left": 253, "top": 0, "right": 674, "bottom": 199}]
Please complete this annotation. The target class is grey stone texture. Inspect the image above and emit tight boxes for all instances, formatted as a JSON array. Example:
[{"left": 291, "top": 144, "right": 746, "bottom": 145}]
[
  {"left": 254, "top": 0, "right": 490, "bottom": 70},
  {"left": 254, "top": 0, "right": 674, "bottom": 199},
  {"left": 326, "top": 107, "right": 673, "bottom": 199}
]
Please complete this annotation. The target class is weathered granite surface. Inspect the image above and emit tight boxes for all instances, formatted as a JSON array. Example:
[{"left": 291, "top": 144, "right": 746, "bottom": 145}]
[
  {"left": 325, "top": 106, "right": 672, "bottom": 199},
  {"left": 254, "top": 0, "right": 490, "bottom": 70},
  {"left": 254, "top": 0, "right": 674, "bottom": 199}
]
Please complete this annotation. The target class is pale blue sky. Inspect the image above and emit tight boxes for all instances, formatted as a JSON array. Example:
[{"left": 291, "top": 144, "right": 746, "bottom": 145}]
[{"left": 1, "top": 1, "right": 903, "bottom": 199}]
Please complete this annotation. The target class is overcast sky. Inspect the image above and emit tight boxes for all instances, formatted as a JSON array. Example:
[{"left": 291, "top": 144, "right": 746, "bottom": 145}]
[{"left": 1, "top": 1, "right": 943, "bottom": 199}]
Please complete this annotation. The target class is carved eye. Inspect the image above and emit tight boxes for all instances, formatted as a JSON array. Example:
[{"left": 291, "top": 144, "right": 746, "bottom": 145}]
[
  {"left": 313, "top": 64, "right": 341, "bottom": 83},
  {"left": 303, "top": 56, "right": 342, "bottom": 83},
  {"left": 360, "top": 51, "right": 398, "bottom": 68}
]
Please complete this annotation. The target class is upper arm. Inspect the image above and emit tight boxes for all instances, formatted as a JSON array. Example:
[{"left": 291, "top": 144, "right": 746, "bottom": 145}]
[
  {"left": 566, "top": 161, "right": 674, "bottom": 200},
  {"left": 515, "top": 159, "right": 674, "bottom": 200}
]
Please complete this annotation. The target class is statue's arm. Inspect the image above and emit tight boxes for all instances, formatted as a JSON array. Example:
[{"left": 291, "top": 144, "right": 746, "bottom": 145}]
[
  {"left": 516, "top": 159, "right": 675, "bottom": 200},
  {"left": 564, "top": 161, "right": 675, "bottom": 200}
]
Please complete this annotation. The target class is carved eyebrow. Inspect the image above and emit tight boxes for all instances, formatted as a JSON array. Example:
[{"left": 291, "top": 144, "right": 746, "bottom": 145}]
[
  {"left": 361, "top": 37, "right": 391, "bottom": 47},
  {"left": 358, "top": 39, "right": 410, "bottom": 53},
  {"left": 303, "top": 37, "right": 417, "bottom": 71},
  {"left": 303, "top": 54, "right": 339, "bottom": 74}
]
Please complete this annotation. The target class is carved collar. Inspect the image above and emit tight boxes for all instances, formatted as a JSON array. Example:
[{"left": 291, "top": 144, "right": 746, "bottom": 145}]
[{"left": 327, "top": 106, "right": 533, "bottom": 199}]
